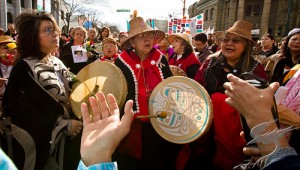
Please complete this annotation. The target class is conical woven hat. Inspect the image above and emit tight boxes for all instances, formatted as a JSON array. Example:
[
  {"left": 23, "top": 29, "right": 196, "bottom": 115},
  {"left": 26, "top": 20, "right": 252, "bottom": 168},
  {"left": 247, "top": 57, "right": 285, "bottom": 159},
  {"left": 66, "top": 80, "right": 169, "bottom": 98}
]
[
  {"left": 121, "top": 17, "right": 165, "bottom": 49},
  {"left": 168, "top": 33, "right": 193, "bottom": 50},
  {"left": 0, "top": 35, "right": 15, "bottom": 44},
  {"left": 225, "top": 20, "right": 255, "bottom": 43}
]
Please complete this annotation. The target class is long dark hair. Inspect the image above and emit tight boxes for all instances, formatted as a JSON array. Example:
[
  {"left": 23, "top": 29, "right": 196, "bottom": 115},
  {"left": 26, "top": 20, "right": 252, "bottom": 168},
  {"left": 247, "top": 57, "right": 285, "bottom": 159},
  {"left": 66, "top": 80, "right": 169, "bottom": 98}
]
[
  {"left": 15, "top": 10, "right": 60, "bottom": 61},
  {"left": 98, "top": 26, "right": 111, "bottom": 41},
  {"left": 283, "top": 32, "right": 300, "bottom": 67}
]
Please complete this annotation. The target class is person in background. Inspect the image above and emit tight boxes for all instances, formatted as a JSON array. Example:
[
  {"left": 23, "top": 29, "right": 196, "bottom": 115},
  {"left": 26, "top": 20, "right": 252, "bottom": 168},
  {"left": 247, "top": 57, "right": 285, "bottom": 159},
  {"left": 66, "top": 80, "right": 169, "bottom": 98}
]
[
  {"left": 185, "top": 20, "right": 267, "bottom": 170},
  {"left": 208, "top": 32, "right": 220, "bottom": 53},
  {"left": 271, "top": 28, "right": 300, "bottom": 83},
  {"left": 87, "top": 28, "right": 100, "bottom": 43},
  {"left": 154, "top": 33, "right": 174, "bottom": 59},
  {"left": 0, "top": 35, "right": 17, "bottom": 103},
  {"left": 112, "top": 32, "right": 119, "bottom": 41},
  {"left": 194, "top": 33, "right": 213, "bottom": 64},
  {"left": 257, "top": 34, "right": 279, "bottom": 65},
  {"left": 114, "top": 17, "right": 179, "bottom": 170},
  {"left": 117, "top": 32, "right": 128, "bottom": 52},
  {"left": 100, "top": 37, "right": 119, "bottom": 62},
  {"left": 1, "top": 11, "right": 82, "bottom": 170},
  {"left": 98, "top": 26, "right": 111, "bottom": 42},
  {"left": 60, "top": 26, "right": 94, "bottom": 74},
  {"left": 4, "top": 23, "right": 18, "bottom": 40},
  {"left": 168, "top": 33, "right": 200, "bottom": 78}
]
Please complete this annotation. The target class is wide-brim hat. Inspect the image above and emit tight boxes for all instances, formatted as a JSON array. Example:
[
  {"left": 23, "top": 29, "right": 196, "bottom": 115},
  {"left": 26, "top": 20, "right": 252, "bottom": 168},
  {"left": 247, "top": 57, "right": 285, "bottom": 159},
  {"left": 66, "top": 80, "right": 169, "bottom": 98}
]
[
  {"left": 0, "top": 28, "right": 5, "bottom": 36},
  {"left": 121, "top": 17, "right": 165, "bottom": 49},
  {"left": 102, "top": 37, "right": 118, "bottom": 46},
  {"left": 0, "top": 35, "right": 15, "bottom": 44},
  {"left": 225, "top": 20, "right": 255, "bottom": 44},
  {"left": 168, "top": 33, "right": 193, "bottom": 50}
]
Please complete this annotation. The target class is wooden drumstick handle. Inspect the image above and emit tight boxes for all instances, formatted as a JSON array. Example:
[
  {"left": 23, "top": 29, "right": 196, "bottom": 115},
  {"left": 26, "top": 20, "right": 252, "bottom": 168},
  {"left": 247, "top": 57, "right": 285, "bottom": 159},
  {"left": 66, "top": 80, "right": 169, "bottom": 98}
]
[{"left": 136, "top": 111, "right": 168, "bottom": 119}]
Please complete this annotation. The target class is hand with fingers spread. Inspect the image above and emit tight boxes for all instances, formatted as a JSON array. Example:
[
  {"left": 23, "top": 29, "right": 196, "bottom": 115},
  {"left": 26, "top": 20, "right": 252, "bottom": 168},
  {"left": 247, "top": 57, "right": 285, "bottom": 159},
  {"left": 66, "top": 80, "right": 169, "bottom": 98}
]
[
  {"left": 223, "top": 73, "right": 279, "bottom": 129},
  {"left": 80, "top": 91, "right": 134, "bottom": 167}
]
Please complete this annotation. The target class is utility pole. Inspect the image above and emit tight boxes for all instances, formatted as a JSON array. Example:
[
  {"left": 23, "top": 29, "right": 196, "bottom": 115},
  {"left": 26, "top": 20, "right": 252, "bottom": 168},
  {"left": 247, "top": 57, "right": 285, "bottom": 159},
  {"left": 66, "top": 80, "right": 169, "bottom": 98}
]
[{"left": 182, "top": 0, "right": 186, "bottom": 18}]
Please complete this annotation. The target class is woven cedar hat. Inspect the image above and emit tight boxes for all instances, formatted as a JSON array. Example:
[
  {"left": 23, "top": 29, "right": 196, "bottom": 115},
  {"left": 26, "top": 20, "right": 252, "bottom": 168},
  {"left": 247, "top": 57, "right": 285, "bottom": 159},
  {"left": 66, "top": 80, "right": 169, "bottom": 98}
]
[
  {"left": 102, "top": 37, "right": 118, "bottom": 46},
  {"left": 225, "top": 20, "right": 255, "bottom": 43},
  {"left": 168, "top": 33, "right": 193, "bottom": 50},
  {"left": 0, "top": 35, "right": 15, "bottom": 44},
  {"left": 0, "top": 28, "right": 5, "bottom": 36},
  {"left": 121, "top": 17, "right": 165, "bottom": 49}
]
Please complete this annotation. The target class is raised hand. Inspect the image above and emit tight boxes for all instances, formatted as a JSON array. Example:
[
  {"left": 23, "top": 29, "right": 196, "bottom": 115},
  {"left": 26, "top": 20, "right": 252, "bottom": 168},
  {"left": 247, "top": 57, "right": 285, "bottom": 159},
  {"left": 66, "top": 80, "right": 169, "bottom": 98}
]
[{"left": 80, "top": 91, "right": 134, "bottom": 166}]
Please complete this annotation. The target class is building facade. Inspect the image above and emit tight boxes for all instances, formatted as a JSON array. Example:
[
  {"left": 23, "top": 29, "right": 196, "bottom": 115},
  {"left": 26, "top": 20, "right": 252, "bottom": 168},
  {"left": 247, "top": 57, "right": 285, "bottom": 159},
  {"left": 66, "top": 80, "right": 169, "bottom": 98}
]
[
  {"left": 188, "top": 0, "right": 300, "bottom": 41},
  {"left": 0, "top": 0, "right": 77, "bottom": 33}
]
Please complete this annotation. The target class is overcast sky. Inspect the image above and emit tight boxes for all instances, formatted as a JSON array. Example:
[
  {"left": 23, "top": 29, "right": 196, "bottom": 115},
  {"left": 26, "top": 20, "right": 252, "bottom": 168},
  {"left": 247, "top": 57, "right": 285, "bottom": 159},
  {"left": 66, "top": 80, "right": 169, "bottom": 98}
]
[{"left": 85, "top": 0, "right": 196, "bottom": 31}]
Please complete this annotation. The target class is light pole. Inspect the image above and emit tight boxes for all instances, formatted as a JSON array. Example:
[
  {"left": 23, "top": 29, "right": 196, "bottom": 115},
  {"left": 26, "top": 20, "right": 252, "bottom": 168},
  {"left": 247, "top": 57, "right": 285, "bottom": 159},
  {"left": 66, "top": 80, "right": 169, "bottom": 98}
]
[{"left": 181, "top": 0, "right": 186, "bottom": 18}]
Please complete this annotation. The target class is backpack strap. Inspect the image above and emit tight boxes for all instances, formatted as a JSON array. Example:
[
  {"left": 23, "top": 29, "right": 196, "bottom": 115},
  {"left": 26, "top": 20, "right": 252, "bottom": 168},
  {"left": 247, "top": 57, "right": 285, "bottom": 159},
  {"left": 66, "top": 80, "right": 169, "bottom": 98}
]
[{"left": 0, "top": 117, "right": 36, "bottom": 170}]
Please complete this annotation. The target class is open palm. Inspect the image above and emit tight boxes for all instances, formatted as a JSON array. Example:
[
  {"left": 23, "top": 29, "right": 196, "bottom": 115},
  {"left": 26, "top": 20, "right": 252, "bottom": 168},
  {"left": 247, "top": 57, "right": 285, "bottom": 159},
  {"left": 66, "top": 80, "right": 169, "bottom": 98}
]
[{"left": 80, "top": 91, "right": 133, "bottom": 166}]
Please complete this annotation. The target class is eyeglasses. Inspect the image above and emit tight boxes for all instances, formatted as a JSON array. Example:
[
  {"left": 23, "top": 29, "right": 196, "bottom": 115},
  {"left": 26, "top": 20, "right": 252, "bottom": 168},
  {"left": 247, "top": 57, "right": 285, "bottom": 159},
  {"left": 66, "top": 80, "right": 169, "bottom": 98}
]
[
  {"left": 40, "top": 27, "right": 58, "bottom": 35},
  {"left": 222, "top": 37, "right": 241, "bottom": 44},
  {"left": 135, "top": 32, "right": 156, "bottom": 40}
]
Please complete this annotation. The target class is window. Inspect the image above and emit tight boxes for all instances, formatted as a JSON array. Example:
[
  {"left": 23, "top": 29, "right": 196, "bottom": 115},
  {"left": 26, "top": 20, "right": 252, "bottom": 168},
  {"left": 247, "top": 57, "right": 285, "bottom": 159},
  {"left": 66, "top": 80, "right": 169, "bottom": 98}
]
[
  {"left": 21, "top": 0, "right": 25, "bottom": 8},
  {"left": 210, "top": 8, "right": 214, "bottom": 20},
  {"left": 205, "top": 10, "right": 208, "bottom": 21},
  {"left": 253, "top": 4, "right": 260, "bottom": 16},
  {"left": 7, "top": 0, "right": 12, "bottom": 4},
  {"left": 61, "top": 10, "right": 65, "bottom": 20},
  {"left": 227, "top": 7, "right": 230, "bottom": 17},
  {"left": 245, "top": 5, "right": 252, "bottom": 16}
]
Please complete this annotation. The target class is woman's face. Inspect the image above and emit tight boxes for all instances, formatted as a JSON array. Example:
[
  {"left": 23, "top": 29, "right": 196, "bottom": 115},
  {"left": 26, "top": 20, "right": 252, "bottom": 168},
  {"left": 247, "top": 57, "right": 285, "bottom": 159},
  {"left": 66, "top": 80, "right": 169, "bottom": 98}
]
[
  {"left": 103, "top": 42, "right": 118, "bottom": 58},
  {"left": 287, "top": 33, "right": 300, "bottom": 54},
  {"left": 74, "top": 29, "right": 86, "bottom": 43},
  {"left": 172, "top": 38, "right": 185, "bottom": 55},
  {"left": 221, "top": 33, "right": 246, "bottom": 64},
  {"left": 88, "top": 29, "right": 97, "bottom": 39},
  {"left": 261, "top": 36, "right": 274, "bottom": 48},
  {"left": 39, "top": 20, "right": 59, "bottom": 55},
  {"left": 101, "top": 29, "right": 109, "bottom": 38},
  {"left": 119, "top": 35, "right": 127, "bottom": 44},
  {"left": 131, "top": 32, "right": 155, "bottom": 56},
  {"left": 158, "top": 38, "right": 169, "bottom": 48}
]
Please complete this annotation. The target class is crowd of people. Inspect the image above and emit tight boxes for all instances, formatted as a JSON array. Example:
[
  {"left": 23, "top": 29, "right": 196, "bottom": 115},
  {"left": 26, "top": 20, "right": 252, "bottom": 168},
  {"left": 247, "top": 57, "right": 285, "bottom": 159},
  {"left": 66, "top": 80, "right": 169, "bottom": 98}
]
[{"left": 0, "top": 10, "right": 299, "bottom": 170}]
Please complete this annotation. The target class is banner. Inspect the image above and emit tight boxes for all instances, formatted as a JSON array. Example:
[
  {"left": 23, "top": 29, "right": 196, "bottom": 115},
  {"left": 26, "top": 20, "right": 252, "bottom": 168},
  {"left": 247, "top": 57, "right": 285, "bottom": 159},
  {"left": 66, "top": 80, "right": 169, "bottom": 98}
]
[
  {"left": 168, "top": 17, "right": 191, "bottom": 34},
  {"left": 190, "top": 13, "right": 204, "bottom": 36}
]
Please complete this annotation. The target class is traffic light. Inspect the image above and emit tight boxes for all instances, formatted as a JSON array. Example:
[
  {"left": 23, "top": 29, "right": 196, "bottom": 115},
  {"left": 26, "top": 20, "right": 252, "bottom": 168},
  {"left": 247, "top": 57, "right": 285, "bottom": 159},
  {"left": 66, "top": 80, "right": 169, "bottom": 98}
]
[{"left": 133, "top": 10, "right": 137, "bottom": 18}]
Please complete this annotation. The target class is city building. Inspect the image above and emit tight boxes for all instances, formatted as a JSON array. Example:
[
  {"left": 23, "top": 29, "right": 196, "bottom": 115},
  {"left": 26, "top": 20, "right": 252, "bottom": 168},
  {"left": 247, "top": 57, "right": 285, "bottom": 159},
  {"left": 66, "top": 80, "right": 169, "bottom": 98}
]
[
  {"left": 0, "top": 0, "right": 77, "bottom": 33},
  {"left": 188, "top": 0, "right": 300, "bottom": 41}
]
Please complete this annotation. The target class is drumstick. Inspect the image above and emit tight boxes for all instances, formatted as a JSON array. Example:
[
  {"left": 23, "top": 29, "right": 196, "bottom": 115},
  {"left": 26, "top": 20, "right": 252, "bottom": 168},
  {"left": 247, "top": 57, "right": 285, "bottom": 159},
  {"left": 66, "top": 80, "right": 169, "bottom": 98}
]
[{"left": 136, "top": 111, "right": 168, "bottom": 119}]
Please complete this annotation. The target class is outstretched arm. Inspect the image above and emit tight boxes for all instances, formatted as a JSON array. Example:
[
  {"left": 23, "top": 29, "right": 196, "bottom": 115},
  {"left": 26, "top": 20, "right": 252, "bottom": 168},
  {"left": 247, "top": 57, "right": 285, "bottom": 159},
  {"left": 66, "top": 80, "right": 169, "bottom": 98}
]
[{"left": 80, "top": 91, "right": 134, "bottom": 166}]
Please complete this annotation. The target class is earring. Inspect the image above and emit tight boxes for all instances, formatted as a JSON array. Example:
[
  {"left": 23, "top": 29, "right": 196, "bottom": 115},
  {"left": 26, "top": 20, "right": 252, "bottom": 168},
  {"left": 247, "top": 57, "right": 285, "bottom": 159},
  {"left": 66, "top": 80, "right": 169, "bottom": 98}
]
[{"left": 132, "top": 48, "right": 135, "bottom": 52}]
